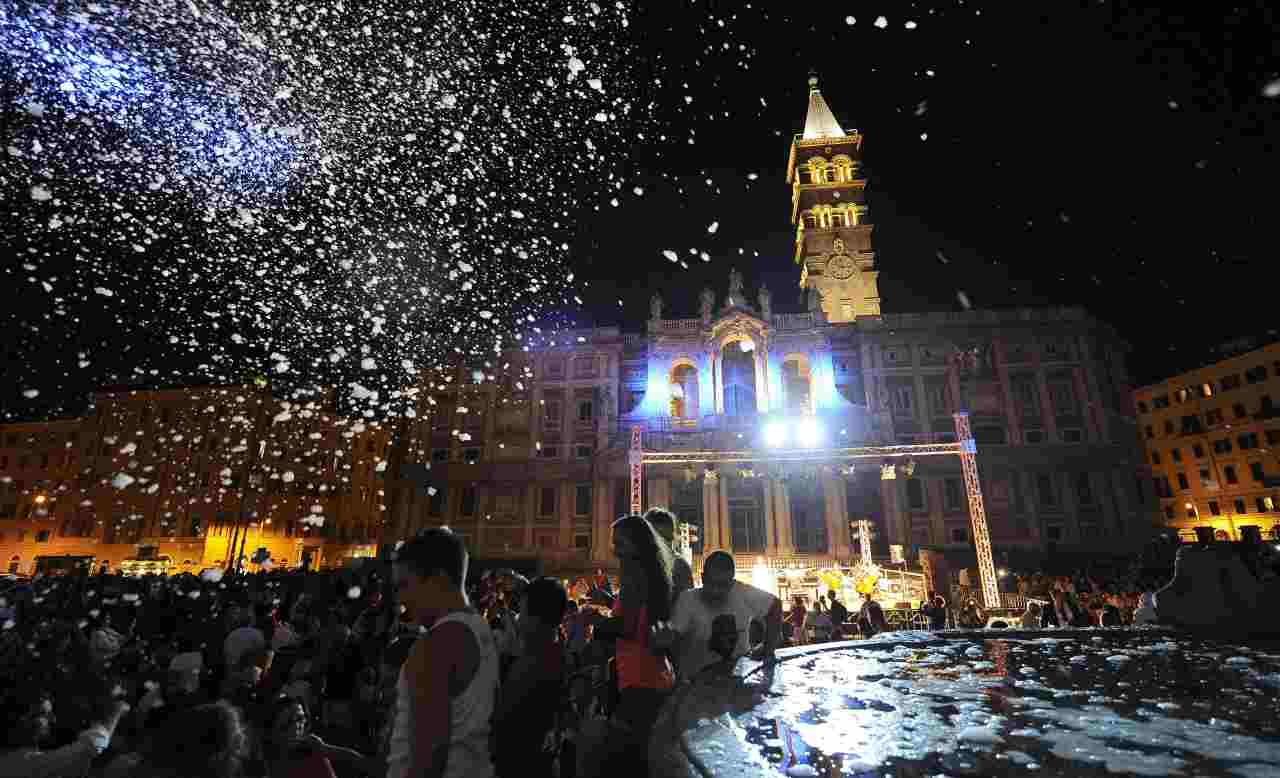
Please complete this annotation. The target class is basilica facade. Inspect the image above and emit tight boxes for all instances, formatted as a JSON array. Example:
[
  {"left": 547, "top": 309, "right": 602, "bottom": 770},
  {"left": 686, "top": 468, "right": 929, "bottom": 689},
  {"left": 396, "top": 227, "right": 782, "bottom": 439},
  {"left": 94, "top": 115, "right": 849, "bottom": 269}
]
[{"left": 383, "top": 79, "right": 1153, "bottom": 584}]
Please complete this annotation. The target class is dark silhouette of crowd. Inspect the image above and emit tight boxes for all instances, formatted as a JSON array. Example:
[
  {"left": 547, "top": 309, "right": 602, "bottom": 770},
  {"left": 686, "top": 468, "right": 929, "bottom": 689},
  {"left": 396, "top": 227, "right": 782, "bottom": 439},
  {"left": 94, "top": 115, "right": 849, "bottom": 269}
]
[
  {"left": 0, "top": 507, "right": 782, "bottom": 778},
  {"left": 4, "top": 514, "right": 1224, "bottom": 778}
]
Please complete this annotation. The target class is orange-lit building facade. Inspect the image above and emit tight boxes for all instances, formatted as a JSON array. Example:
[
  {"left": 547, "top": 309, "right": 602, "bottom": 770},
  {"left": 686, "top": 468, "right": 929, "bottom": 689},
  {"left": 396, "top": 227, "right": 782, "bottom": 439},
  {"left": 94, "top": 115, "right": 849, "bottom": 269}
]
[
  {"left": 1133, "top": 342, "right": 1280, "bottom": 542},
  {"left": 0, "top": 386, "right": 390, "bottom": 576}
]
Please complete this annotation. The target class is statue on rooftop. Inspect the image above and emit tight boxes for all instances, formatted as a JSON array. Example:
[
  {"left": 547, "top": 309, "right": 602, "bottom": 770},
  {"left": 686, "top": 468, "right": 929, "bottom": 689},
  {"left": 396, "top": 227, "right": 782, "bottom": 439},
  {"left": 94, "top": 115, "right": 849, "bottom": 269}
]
[
  {"left": 727, "top": 268, "right": 744, "bottom": 307},
  {"left": 650, "top": 292, "right": 663, "bottom": 322},
  {"left": 699, "top": 287, "right": 715, "bottom": 323},
  {"left": 758, "top": 285, "right": 772, "bottom": 320}
]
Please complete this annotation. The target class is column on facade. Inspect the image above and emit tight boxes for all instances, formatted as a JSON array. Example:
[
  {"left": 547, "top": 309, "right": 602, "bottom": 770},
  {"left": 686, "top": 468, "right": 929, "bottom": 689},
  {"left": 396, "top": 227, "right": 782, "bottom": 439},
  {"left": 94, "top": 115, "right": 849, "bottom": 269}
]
[
  {"left": 530, "top": 385, "right": 544, "bottom": 452},
  {"left": 711, "top": 351, "right": 724, "bottom": 414},
  {"left": 821, "top": 473, "right": 851, "bottom": 560},
  {"left": 1080, "top": 340, "right": 1111, "bottom": 443},
  {"left": 590, "top": 478, "right": 610, "bottom": 562},
  {"left": 702, "top": 472, "right": 722, "bottom": 551},
  {"left": 721, "top": 476, "right": 732, "bottom": 550},
  {"left": 1109, "top": 469, "right": 1132, "bottom": 538},
  {"left": 880, "top": 475, "right": 905, "bottom": 548},
  {"left": 1019, "top": 471, "right": 1043, "bottom": 543},
  {"left": 1058, "top": 471, "right": 1080, "bottom": 544},
  {"left": 1032, "top": 352, "right": 1059, "bottom": 441},
  {"left": 522, "top": 483, "right": 536, "bottom": 548},
  {"left": 993, "top": 338, "right": 1023, "bottom": 446},
  {"left": 773, "top": 478, "right": 795, "bottom": 556},
  {"left": 559, "top": 482, "right": 574, "bottom": 550},
  {"left": 927, "top": 478, "right": 946, "bottom": 545},
  {"left": 761, "top": 477, "right": 777, "bottom": 553},
  {"left": 1092, "top": 471, "right": 1116, "bottom": 540},
  {"left": 698, "top": 354, "right": 716, "bottom": 421},
  {"left": 912, "top": 371, "right": 932, "bottom": 438},
  {"left": 768, "top": 351, "right": 785, "bottom": 413},
  {"left": 809, "top": 349, "right": 830, "bottom": 413},
  {"left": 483, "top": 387, "right": 499, "bottom": 459},
  {"left": 1071, "top": 367, "right": 1099, "bottom": 442},
  {"left": 754, "top": 350, "right": 770, "bottom": 413},
  {"left": 946, "top": 362, "right": 962, "bottom": 416}
]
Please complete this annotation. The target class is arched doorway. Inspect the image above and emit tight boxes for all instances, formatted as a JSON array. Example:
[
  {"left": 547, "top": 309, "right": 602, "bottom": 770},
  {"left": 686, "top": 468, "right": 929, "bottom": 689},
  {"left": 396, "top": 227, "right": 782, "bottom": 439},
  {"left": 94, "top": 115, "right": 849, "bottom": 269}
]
[
  {"left": 721, "top": 342, "right": 758, "bottom": 416},
  {"left": 782, "top": 355, "right": 813, "bottom": 413},
  {"left": 670, "top": 363, "right": 699, "bottom": 420},
  {"left": 8, "top": 556, "right": 19, "bottom": 575}
]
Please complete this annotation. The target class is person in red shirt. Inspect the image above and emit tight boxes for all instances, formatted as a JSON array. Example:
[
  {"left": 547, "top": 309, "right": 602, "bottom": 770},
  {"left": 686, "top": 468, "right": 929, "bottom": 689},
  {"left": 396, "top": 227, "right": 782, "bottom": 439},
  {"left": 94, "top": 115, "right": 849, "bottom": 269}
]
[
  {"left": 495, "top": 576, "right": 570, "bottom": 778},
  {"left": 579, "top": 514, "right": 675, "bottom": 775}
]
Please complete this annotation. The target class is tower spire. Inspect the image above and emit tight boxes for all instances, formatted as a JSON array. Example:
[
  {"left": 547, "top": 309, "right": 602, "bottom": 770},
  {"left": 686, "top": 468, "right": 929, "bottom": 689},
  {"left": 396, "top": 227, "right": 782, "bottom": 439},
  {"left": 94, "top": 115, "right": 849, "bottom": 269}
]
[
  {"left": 786, "top": 73, "right": 879, "bottom": 323},
  {"left": 802, "top": 73, "right": 846, "bottom": 141}
]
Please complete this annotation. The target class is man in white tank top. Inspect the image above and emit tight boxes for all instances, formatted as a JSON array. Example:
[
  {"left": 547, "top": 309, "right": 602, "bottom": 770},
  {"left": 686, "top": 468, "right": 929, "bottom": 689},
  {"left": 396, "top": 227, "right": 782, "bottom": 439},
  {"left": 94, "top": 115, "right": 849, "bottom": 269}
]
[{"left": 388, "top": 529, "right": 499, "bottom": 778}]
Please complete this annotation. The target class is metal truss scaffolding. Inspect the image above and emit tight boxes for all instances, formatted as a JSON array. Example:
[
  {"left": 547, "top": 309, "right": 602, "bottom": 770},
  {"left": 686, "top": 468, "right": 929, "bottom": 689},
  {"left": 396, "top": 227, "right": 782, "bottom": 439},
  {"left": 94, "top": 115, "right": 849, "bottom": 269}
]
[{"left": 628, "top": 412, "right": 1001, "bottom": 610}]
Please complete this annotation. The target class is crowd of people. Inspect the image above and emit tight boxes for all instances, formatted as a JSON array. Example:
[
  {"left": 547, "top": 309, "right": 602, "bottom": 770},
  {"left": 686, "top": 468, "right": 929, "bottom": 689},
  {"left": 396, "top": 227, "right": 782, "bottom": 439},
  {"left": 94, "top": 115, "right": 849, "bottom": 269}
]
[
  {"left": 3, "top": 508, "right": 1216, "bottom": 778},
  {"left": 0, "top": 508, "right": 781, "bottom": 778}
]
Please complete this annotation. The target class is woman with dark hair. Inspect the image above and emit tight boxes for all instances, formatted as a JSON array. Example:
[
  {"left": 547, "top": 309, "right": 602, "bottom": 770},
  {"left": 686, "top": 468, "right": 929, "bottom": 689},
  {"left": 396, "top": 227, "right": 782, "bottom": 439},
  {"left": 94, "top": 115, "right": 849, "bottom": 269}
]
[{"left": 579, "top": 514, "right": 675, "bottom": 776}]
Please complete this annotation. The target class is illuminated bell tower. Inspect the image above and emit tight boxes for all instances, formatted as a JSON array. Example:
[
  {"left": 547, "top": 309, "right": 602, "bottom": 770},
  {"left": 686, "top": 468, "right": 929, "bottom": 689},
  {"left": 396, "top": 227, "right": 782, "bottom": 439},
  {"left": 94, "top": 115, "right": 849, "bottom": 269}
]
[{"left": 786, "top": 75, "right": 880, "bottom": 323}]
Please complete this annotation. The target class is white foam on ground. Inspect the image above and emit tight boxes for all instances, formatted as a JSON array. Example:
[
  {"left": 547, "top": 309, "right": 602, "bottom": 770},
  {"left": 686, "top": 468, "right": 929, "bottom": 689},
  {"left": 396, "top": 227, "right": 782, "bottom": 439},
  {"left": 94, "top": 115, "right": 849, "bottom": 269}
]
[{"left": 718, "top": 636, "right": 1280, "bottom": 778}]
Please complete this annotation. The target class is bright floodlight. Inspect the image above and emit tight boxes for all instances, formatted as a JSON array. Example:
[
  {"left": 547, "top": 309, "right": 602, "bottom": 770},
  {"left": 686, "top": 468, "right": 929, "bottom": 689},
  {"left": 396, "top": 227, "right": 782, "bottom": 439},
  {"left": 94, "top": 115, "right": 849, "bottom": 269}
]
[
  {"left": 797, "top": 418, "right": 821, "bottom": 447},
  {"left": 764, "top": 422, "right": 787, "bottom": 447}
]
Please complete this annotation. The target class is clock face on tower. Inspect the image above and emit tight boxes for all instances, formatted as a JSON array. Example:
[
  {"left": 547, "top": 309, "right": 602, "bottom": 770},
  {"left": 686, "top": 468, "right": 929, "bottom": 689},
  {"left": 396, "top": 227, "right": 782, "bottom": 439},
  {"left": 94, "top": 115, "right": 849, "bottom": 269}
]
[{"left": 827, "top": 254, "right": 856, "bottom": 280}]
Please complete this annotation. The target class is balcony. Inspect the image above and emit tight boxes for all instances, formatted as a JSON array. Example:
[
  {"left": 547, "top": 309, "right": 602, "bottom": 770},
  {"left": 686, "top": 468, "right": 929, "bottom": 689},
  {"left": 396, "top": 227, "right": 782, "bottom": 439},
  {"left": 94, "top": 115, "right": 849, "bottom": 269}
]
[{"left": 612, "top": 408, "right": 877, "bottom": 451}]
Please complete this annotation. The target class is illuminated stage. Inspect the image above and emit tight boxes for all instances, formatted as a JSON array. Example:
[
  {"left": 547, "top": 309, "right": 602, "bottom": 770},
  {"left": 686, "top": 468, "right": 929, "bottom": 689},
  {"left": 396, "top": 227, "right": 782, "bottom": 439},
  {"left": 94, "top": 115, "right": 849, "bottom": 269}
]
[{"left": 631, "top": 412, "right": 1002, "bottom": 608}]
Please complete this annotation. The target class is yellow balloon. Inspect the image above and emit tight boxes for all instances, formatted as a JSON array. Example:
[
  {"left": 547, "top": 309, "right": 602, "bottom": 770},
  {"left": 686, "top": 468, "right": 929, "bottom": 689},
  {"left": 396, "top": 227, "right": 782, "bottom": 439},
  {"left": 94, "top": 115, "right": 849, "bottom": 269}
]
[
  {"left": 855, "top": 574, "right": 878, "bottom": 595},
  {"left": 819, "top": 570, "right": 845, "bottom": 591}
]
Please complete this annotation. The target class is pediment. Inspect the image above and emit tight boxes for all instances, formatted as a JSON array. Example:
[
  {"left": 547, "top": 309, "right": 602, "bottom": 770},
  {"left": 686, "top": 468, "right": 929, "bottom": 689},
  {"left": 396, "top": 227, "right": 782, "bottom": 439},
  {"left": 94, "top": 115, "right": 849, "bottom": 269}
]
[{"left": 709, "top": 309, "right": 769, "bottom": 348}]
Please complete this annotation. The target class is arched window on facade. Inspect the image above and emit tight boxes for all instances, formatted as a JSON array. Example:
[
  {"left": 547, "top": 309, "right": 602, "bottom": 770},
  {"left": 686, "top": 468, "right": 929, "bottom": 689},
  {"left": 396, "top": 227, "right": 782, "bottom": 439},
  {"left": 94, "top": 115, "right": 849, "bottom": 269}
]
[
  {"left": 670, "top": 363, "right": 699, "bottom": 420},
  {"left": 802, "top": 211, "right": 820, "bottom": 230},
  {"left": 832, "top": 155, "right": 854, "bottom": 182},
  {"left": 721, "top": 342, "right": 758, "bottom": 417},
  {"left": 782, "top": 356, "right": 813, "bottom": 413},
  {"left": 808, "top": 158, "right": 829, "bottom": 185}
]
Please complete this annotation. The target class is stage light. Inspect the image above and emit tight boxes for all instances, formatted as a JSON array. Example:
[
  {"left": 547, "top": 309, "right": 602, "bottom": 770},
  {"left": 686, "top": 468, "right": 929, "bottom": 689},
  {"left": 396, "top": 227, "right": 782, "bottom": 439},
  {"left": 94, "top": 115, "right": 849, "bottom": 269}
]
[
  {"left": 797, "top": 419, "right": 822, "bottom": 447},
  {"left": 764, "top": 422, "right": 787, "bottom": 447}
]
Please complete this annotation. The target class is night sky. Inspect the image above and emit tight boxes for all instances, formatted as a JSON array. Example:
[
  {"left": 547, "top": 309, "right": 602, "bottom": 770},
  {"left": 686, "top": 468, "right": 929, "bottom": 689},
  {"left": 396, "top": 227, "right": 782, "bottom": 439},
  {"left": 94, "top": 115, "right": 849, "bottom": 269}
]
[
  {"left": 574, "top": 1, "right": 1280, "bottom": 383},
  {"left": 2, "top": 1, "right": 1278, "bottom": 420}
]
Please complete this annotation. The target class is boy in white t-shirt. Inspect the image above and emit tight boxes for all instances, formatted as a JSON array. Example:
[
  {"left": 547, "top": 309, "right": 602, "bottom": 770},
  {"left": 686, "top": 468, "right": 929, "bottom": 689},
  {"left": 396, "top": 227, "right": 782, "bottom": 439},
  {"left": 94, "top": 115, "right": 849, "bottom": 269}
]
[{"left": 660, "top": 551, "right": 781, "bottom": 679}]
